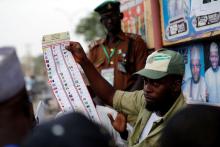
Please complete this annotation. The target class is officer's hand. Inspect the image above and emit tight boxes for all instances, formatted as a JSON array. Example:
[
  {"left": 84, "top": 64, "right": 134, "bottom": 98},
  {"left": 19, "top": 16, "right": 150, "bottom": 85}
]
[
  {"left": 66, "top": 41, "right": 87, "bottom": 65},
  {"left": 107, "top": 112, "right": 127, "bottom": 133}
]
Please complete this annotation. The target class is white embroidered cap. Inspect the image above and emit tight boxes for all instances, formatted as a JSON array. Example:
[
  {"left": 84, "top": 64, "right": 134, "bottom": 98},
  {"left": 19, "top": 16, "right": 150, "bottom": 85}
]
[
  {"left": 191, "top": 46, "right": 200, "bottom": 60},
  {"left": 0, "top": 47, "right": 25, "bottom": 102},
  {"left": 210, "top": 42, "right": 218, "bottom": 53}
]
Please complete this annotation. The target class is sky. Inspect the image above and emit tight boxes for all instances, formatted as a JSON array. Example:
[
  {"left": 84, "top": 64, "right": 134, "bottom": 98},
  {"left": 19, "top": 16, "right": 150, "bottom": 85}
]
[{"left": 0, "top": 0, "right": 104, "bottom": 58}]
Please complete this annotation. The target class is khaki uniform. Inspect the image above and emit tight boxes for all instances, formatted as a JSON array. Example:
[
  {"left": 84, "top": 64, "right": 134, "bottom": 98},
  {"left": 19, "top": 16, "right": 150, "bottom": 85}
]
[
  {"left": 88, "top": 32, "right": 148, "bottom": 90},
  {"left": 113, "top": 90, "right": 186, "bottom": 147}
]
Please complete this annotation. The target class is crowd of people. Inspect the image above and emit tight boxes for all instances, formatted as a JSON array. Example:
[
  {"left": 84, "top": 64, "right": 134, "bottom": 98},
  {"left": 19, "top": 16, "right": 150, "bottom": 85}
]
[{"left": 1, "top": 1, "right": 220, "bottom": 147}]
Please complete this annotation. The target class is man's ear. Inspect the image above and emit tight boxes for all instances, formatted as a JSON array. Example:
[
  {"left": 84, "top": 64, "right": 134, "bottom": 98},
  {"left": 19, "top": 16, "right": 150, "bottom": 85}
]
[
  {"left": 120, "top": 13, "right": 124, "bottom": 20},
  {"left": 100, "top": 18, "right": 104, "bottom": 24},
  {"left": 170, "top": 78, "right": 181, "bottom": 93},
  {"left": 173, "top": 79, "right": 182, "bottom": 92}
]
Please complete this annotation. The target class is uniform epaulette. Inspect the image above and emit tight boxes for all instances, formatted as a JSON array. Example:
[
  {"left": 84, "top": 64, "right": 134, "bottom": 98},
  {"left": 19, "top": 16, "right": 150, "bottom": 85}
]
[{"left": 88, "top": 39, "right": 105, "bottom": 50}]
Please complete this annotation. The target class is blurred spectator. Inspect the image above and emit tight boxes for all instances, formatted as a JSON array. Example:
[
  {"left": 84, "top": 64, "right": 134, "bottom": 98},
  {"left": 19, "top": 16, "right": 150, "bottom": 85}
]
[
  {"left": 22, "top": 112, "right": 115, "bottom": 147},
  {"left": 0, "top": 47, "right": 36, "bottom": 147}
]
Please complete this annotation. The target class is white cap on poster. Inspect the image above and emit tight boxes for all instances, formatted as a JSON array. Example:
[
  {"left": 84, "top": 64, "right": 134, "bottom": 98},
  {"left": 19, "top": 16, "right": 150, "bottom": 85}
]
[
  {"left": 191, "top": 46, "right": 200, "bottom": 60},
  {"left": 210, "top": 42, "right": 218, "bottom": 53},
  {"left": 0, "top": 47, "right": 25, "bottom": 102}
]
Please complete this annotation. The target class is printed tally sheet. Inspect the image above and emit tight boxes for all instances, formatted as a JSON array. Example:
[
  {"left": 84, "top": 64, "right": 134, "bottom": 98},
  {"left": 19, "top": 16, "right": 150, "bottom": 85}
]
[{"left": 42, "top": 32, "right": 100, "bottom": 123}]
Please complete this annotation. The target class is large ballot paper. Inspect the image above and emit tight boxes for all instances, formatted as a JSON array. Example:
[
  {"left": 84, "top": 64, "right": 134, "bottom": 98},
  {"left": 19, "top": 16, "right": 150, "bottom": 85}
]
[{"left": 42, "top": 32, "right": 100, "bottom": 123}]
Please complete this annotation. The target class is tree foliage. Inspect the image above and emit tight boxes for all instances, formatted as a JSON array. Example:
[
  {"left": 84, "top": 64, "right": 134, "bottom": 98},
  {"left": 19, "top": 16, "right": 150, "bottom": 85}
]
[
  {"left": 21, "top": 54, "right": 45, "bottom": 76},
  {"left": 75, "top": 12, "right": 106, "bottom": 42},
  {"left": 33, "top": 54, "right": 45, "bottom": 76}
]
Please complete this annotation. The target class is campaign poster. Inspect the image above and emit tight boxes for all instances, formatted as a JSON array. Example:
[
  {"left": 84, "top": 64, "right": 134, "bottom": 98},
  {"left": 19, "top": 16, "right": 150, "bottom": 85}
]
[
  {"left": 162, "top": 0, "right": 191, "bottom": 41},
  {"left": 121, "top": 0, "right": 147, "bottom": 41},
  {"left": 191, "top": 0, "right": 220, "bottom": 33},
  {"left": 173, "top": 41, "right": 220, "bottom": 105},
  {"left": 173, "top": 44, "right": 206, "bottom": 103},
  {"left": 162, "top": 0, "right": 220, "bottom": 42}
]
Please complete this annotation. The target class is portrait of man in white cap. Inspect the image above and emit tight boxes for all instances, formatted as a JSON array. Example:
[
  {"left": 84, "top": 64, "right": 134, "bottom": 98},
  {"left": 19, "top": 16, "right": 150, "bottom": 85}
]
[
  {"left": 0, "top": 47, "right": 35, "bottom": 147},
  {"left": 205, "top": 41, "right": 220, "bottom": 103},
  {"left": 183, "top": 45, "right": 207, "bottom": 103}
]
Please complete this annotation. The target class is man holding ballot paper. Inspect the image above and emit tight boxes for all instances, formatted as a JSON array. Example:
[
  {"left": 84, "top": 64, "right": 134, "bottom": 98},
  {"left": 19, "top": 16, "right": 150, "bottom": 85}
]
[{"left": 66, "top": 41, "right": 186, "bottom": 147}]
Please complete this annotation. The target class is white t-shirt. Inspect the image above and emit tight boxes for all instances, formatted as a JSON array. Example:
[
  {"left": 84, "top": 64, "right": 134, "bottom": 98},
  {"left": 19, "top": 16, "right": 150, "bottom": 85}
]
[
  {"left": 96, "top": 105, "right": 133, "bottom": 147},
  {"left": 138, "top": 113, "right": 162, "bottom": 143}
]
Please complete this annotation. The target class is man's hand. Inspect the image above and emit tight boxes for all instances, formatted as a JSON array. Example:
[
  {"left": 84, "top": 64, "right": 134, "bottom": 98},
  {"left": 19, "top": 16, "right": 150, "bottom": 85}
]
[
  {"left": 66, "top": 41, "right": 115, "bottom": 106},
  {"left": 66, "top": 41, "right": 88, "bottom": 65},
  {"left": 108, "top": 112, "right": 128, "bottom": 139},
  {"left": 107, "top": 112, "right": 127, "bottom": 133}
]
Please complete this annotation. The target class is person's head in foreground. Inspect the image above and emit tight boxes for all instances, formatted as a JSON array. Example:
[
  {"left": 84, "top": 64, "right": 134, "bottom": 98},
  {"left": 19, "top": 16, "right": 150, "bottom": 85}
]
[
  {"left": 0, "top": 47, "right": 35, "bottom": 147},
  {"left": 135, "top": 48, "right": 185, "bottom": 116},
  {"left": 22, "top": 112, "right": 115, "bottom": 147},
  {"left": 159, "top": 104, "right": 220, "bottom": 147}
]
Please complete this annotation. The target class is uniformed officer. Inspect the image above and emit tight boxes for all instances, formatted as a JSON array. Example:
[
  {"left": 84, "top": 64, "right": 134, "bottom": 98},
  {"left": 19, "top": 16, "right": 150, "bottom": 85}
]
[{"left": 88, "top": 0, "right": 148, "bottom": 91}]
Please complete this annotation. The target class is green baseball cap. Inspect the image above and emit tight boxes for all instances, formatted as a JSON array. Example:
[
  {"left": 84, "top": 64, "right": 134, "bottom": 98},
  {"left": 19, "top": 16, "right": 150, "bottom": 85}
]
[
  {"left": 135, "top": 48, "right": 185, "bottom": 79},
  {"left": 94, "top": 1, "right": 120, "bottom": 15}
]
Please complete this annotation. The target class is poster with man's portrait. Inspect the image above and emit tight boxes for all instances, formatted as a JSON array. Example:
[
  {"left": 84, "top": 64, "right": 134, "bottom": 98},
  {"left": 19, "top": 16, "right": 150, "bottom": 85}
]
[
  {"left": 173, "top": 41, "right": 220, "bottom": 105},
  {"left": 204, "top": 41, "right": 220, "bottom": 104},
  {"left": 162, "top": 0, "right": 220, "bottom": 42},
  {"left": 173, "top": 44, "right": 206, "bottom": 103}
]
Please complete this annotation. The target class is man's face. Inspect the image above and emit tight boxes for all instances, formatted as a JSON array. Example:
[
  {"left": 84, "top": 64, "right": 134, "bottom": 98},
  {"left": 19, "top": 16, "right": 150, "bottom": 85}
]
[
  {"left": 190, "top": 59, "right": 201, "bottom": 83},
  {"left": 100, "top": 12, "right": 121, "bottom": 33},
  {"left": 143, "top": 76, "right": 175, "bottom": 113},
  {"left": 209, "top": 48, "right": 219, "bottom": 70}
]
